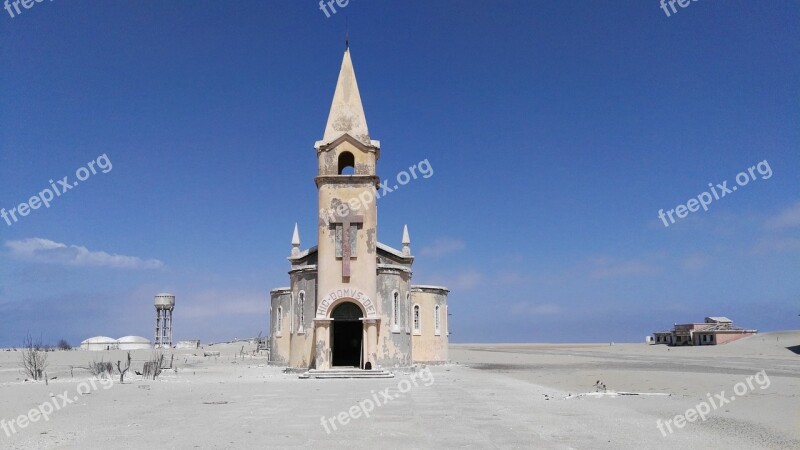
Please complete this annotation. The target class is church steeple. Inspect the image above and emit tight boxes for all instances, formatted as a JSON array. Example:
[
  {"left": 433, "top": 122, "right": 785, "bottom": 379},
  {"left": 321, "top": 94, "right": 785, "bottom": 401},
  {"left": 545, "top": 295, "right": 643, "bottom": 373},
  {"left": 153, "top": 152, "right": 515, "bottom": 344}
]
[
  {"left": 291, "top": 223, "right": 300, "bottom": 257},
  {"left": 402, "top": 225, "right": 411, "bottom": 256},
  {"left": 320, "top": 48, "right": 371, "bottom": 146}
]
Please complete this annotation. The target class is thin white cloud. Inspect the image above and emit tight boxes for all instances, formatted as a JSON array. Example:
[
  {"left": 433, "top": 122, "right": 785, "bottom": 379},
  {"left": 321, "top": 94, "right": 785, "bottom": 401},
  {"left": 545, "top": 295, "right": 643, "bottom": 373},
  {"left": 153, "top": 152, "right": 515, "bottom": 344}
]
[
  {"left": 766, "top": 201, "right": 800, "bottom": 230},
  {"left": 751, "top": 237, "right": 800, "bottom": 255},
  {"left": 180, "top": 290, "right": 267, "bottom": 319},
  {"left": 511, "top": 302, "right": 560, "bottom": 316},
  {"left": 499, "top": 272, "right": 526, "bottom": 285},
  {"left": 682, "top": 253, "right": 710, "bottom": 271},
  {"left": 436, "top": 270, "right": 483, "bottom": 290},
  {"left": 589, "top": 257, "right": 659, "bottom": 279},
  {"left": 419, "top": 238, "right": 465, "bottom": 258},
  {"left": 5, "top": 238, "right": 164, "bottom": 270}
]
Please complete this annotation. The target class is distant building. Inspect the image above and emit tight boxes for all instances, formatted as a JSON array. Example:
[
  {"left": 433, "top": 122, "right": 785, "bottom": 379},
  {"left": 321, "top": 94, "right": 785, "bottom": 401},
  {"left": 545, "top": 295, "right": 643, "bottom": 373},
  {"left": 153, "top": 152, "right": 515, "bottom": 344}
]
[
  {"left": 117, "top": 336, "right": 151, "bottom": 350},
  {"left": 653, "top": 317, "right": 757, "bottom": 346},
  {"left": 175, "top": 340, "right": 200, "bottom": 349},
  {"left": 80, "top": 336, "right": 118, "bottom": 351},
  {"left": 81, "top": 336, "right": 152, "bottom": 351}
]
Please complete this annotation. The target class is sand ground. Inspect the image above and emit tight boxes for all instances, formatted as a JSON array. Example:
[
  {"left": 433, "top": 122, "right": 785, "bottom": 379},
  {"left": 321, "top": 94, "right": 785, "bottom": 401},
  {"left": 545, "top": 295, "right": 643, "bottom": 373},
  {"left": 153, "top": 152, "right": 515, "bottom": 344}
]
[{"left": 0, "top": 332, "right": 798, "bottom": 449}]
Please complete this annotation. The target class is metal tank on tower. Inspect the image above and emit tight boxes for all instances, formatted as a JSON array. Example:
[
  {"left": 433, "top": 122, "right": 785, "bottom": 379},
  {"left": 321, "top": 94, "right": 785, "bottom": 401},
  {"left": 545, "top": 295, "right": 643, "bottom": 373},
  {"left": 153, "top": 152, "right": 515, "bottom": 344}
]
[{"left": 154, "top": 293, "right": 175, "bottom": 348}]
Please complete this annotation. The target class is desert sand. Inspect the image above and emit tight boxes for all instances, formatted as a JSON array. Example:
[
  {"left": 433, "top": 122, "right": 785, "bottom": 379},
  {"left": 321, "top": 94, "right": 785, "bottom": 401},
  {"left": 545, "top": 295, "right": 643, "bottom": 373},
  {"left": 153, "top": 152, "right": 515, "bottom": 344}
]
[{"left": 0, "top": 332, "right": 798, "bottom": 449}]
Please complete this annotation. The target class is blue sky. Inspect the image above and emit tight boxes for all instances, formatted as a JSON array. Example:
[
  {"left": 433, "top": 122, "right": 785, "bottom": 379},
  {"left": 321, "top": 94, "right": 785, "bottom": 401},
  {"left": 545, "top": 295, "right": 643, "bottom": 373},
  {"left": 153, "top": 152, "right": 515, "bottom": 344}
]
[{"left": 1, "top": 1, "right": 798, "bottom": 346}]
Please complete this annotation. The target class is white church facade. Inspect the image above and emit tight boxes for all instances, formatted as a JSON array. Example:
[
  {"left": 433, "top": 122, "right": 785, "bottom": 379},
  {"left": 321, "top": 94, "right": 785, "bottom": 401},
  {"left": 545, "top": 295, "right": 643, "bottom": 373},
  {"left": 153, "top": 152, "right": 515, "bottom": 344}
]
[{"left": 269, "top": 48, "right": 449, "bottom": 370}]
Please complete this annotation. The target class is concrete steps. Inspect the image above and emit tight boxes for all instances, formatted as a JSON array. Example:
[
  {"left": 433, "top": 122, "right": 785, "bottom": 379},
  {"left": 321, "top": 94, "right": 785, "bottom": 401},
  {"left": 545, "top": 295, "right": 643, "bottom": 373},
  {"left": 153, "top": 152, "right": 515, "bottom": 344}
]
[{"left": 299, "top": 368, "right": 395, "bottom": 379}]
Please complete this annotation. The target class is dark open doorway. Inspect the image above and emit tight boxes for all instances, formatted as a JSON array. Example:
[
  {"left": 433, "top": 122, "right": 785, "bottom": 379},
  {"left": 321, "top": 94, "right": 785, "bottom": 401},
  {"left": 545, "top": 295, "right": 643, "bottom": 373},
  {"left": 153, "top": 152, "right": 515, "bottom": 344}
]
[{"left": 331, "top": 302, "right": 363, "bottom": 367}]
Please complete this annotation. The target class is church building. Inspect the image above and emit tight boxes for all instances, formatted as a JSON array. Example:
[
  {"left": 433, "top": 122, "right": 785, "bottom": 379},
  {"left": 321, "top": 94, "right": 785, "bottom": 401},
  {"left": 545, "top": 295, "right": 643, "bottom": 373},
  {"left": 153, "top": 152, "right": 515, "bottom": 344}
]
[{"left": 268, "top": 48, "right": 449, "bottom": 371}]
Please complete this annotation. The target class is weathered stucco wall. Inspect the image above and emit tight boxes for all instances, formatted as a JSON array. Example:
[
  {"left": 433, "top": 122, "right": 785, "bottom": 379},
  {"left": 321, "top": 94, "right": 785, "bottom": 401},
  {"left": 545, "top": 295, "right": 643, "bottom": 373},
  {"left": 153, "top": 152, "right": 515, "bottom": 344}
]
[
  {"left": 375, "top": 267, "right": 412, "bottom": 367},
  {"left": 715, "top": 332, "right": 755, "bottom": 345},
  {"left": 269, "top": 288, "right": 292, "bottom": 364},
  {"left": 289, "top": 268, "right": 318, "bottom": 368},
  {"left": 411, "top": 286, "right": 449, "bottom": 364}
]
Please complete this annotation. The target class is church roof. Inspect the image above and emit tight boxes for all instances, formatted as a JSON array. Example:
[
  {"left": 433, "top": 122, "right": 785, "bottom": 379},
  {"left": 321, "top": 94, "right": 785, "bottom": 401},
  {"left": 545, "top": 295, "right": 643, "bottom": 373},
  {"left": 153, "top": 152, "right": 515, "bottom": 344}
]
[
  {"left": 288, "top": 245, "right": 317, "bottom": 262},
  {"left": 317, "top": 48, "right": 378, "bottom": 149},
  {"left": 377, "top": 242, "right": 406, "bottom": 259},
  {"left": 411, "top": 285, "right": 450, "bottom": 293},
  {"left": 288, "top": 242, "right": 411, "bottom": 264}
]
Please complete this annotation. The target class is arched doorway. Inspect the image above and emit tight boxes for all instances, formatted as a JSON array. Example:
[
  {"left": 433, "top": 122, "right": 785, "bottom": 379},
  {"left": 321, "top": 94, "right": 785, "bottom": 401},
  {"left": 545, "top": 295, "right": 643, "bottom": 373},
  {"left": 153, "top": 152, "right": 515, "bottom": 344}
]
[{"left": 331, "top": 302, "right": 363, "bottom": 367}]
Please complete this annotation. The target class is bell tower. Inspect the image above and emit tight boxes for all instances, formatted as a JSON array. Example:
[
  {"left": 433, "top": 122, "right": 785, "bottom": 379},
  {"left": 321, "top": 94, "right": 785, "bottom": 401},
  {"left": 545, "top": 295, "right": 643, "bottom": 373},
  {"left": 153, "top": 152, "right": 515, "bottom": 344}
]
[{"left": 312, "top": 48, "right": 382, "bottom": 369}]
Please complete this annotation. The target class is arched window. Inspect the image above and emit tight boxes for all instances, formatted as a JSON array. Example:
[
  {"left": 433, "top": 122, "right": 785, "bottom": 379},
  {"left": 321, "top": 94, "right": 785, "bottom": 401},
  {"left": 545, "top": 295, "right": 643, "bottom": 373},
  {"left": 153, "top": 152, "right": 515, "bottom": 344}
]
[
  {"left": 276, "top": 306, "right": 283, "bottom": 337},
  {"left": 434, "top": 305, "right": 441, "bottom": 335},
  {"left": 338, "top": 151, "right": 355, "bottom": 175},
  {"left": 298, "top": 291, "right": 305, "bottom": 333},
  {"left": 393, "top": 292, "right": 399, "bottom": 325},
  {"left": 413, "top": 304, "right": 421, "bottom": 334},
  {"left": 445, "top": 305, "right": 449, "bottom": 335},
  {"left": 391, "top": 291, "right": 400, "bottom": 333},
  {"left": 405, "top": 293, "right": 410, "bottom": 333}
]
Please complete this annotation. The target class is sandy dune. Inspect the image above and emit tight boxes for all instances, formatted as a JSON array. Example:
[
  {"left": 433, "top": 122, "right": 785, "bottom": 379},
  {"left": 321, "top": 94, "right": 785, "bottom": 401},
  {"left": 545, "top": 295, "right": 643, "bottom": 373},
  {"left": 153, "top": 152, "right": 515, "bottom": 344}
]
[{"left": 0, "top": 333, "right": 797, "bottom": 449}]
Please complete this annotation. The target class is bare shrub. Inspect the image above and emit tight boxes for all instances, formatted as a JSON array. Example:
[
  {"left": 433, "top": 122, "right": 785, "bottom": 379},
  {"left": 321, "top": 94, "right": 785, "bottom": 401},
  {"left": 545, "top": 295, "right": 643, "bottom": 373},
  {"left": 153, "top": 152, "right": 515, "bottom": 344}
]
[
  {"left": 90, "top": 360, "right": 114, "bottom": 379},
  {"left": 142, "top": 352, "right": 165, "bottom": 380},
  {"left": 20, "top": 333, "right": 48, "bottom": 381},
  {"left": 57, "top": 339, "right": 72, "bottom": 351},
  {"left": 116, "top": 352, "right": 131, "bottom": 383}
]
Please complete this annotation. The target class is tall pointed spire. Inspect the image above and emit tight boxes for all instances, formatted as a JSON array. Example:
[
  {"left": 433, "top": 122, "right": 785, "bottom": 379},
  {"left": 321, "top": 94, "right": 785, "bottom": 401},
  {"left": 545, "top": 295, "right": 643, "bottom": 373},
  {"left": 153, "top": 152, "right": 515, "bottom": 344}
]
[
  {"left": 321, "top": 48, "right": 371, "bottom": 146},
  {"left": 291, "top": 223, "right": 300, "bottom": 257},
  {"left": 402, "top": 225, "right": 411, "bottom": 256}
]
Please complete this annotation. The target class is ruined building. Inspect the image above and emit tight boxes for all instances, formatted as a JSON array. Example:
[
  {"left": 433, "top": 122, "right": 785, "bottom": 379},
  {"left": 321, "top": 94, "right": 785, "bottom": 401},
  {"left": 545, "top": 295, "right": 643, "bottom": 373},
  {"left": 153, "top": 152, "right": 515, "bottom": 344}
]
[{"left": 653, "top": 317, "right": 757, "bottom": 346}]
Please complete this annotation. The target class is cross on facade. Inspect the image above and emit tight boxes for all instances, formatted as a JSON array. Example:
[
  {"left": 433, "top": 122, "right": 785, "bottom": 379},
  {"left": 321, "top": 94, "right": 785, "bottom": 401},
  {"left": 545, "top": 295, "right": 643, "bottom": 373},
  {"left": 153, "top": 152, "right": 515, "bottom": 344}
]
[{"left": 334, "top": 211, "right": 363, "bottom": 278}]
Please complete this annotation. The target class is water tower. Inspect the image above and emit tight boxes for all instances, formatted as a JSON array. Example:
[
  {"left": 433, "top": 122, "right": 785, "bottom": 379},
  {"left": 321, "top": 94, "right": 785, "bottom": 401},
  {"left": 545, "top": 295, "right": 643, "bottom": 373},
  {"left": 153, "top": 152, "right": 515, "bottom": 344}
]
[{"left": 154, "top": 293, "right": 176, "bottom": 348}]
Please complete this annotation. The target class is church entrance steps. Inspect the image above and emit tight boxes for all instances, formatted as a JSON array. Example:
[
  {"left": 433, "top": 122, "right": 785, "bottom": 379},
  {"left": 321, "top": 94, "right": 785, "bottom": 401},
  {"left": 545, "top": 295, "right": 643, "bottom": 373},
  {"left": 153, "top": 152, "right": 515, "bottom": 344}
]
[{"left": 299, "top": 368, "right": 394, "bottom": 379}]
